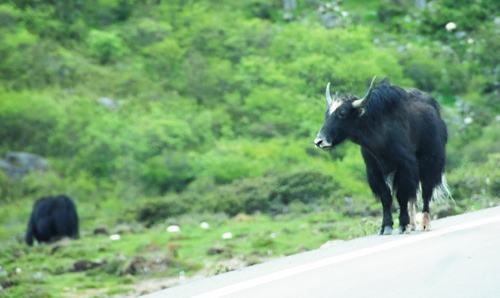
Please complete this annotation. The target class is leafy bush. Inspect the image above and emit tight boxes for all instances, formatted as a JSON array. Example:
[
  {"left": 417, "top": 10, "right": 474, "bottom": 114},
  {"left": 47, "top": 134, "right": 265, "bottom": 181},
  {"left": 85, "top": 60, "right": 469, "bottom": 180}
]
[
  {"left": 134, "top": 171, "right": 338, "bottom": 223},
  {"left": 270, "top": 171, "right": 338, "bottom": 205},
  {"left": 141, "top": 152, "right": 196, "bottom": 194},
  {"left": 448, "top": 153, "right": 500, "bottom": 200},
  {"left": 377, "top": 0, "right": 409, "bottom": 25},
  {"left": 0, "top": 3, "right": 22, "bottom": 31},
  {"left": 87, "top": 30, "right": 129, "bottom": 64},
  {"left": 122, "top": 18, "right": 172, "bottom": 49},
  {"left": 134, "top": 195, "right": 191, "bottom": 226},
  {"left": 0, "top": 92, "right": 63, "bottom": 155},
  {"left": 419, "top": 0, "right": 499, "bottom": 39},
  {"left": 0, "top": 28, "right": 58, "bottom": 89}
]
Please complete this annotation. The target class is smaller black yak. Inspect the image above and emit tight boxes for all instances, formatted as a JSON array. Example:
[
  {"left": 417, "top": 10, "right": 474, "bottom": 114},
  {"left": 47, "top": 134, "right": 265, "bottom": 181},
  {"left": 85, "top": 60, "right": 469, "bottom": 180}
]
[{"left": 25, "top": 195, "right": 79, "bottom": 246}]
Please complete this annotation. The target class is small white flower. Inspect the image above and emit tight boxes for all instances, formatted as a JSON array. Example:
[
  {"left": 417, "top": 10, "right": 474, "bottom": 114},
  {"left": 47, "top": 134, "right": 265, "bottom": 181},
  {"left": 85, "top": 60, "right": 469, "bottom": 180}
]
[
  {"left": 341, "top": 11, "right": 349, "bottom": 17},
  {"left": 200, "top": 222, "right": 210, "bottom": 229},
  {"left": 110, "top": 234, "right": 121, "bottom": 241},
  {"left": 222, "top": 232, "right": 233, "bottom": 239},
  {"left": 445, "top": 22, "right": 456, "bottom": 31},
  {"left": 464, "top": 117, "right": 473, "bottom": 125},
  {"left": 15, "top": 268, "right": 22, "bottom": 274},
  {"left": 167, "top": 225, "right": 181, "bottom": 233}
]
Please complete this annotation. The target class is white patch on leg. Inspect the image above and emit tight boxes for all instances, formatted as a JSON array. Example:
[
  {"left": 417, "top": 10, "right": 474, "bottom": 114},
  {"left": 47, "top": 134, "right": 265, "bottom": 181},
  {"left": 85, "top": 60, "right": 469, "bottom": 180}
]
[
  {"left": 421, "top": 212, "right": 431, "bottom": 231},
  {"left": 385, "top": 172, "right": 395, "bottom": 195},
  {"left": 408, "top": 200, "right": 416, "bottom": 231}
]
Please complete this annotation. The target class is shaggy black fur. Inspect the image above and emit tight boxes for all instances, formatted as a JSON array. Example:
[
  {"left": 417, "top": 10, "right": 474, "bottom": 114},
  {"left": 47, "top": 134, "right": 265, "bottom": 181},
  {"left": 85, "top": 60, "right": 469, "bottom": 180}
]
[
  {"left": 315, "top": 77, "right": 448, "bottom": 234},
  {"left": 25, "top": 195, "right": 79, "bottom": 246}
]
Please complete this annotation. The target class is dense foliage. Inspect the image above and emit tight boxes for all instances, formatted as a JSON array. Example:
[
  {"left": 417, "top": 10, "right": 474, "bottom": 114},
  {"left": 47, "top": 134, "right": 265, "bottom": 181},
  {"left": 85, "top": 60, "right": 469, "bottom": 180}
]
[{"left": 1, "top": 0, "right": 500, "bottom": 297}]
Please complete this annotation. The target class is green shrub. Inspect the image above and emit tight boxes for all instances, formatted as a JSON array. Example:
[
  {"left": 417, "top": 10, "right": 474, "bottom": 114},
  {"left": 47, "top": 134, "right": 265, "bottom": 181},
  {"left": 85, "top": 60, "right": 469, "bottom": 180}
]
[
  {"left": 87, "top": 30, "right": 129, "bottom": 64},
  {"left": 0, "top": 28, "right": 59, "bottom": 90},
  {"left": 141, "top": 37, "right": 185, "bottom": 89},
  {"left": 122, "top": 18, "right": 172, "bottom": 49},
  {"left": 270, "top": 171, "right": 337, "bottom": 205},
  {"left": 377, "top": 0, "right": 409, "bottom": 25},
  {"left": 0, "top": 4, "right": 22, "bottom": 31},
  {"left": 448, "top": 154, "right": 500, "bottom": 200},
  {"left": 419, "top": 0, "right": 500, "bottom": 39},
  {"left": 134, "top": 171, "right": 338, "bottom": 223},
  {"left": 0, "top": 91, "right": 63, "bottom": 155},
  {"left": 141, "top": 153, "right": 196, "bottom": 194},
  {"left": 134, "top": 195, "right": 191, "bottom": 226}
]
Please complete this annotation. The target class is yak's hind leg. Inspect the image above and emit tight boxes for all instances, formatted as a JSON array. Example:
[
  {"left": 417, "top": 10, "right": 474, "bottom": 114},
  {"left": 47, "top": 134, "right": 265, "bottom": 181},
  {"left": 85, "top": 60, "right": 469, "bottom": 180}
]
[
  {"left": 418, "top": 151, "right": 446, "bottom": 231},
  {"left": 393, "top": 160, "right": 419, "bottom": 234}
]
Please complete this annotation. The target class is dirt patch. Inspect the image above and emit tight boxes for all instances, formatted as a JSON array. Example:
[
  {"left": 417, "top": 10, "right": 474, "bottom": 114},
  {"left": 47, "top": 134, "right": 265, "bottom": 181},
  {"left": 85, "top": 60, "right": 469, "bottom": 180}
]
[{"left": 114, "top": 256, "right": 267, "bottom": 297}]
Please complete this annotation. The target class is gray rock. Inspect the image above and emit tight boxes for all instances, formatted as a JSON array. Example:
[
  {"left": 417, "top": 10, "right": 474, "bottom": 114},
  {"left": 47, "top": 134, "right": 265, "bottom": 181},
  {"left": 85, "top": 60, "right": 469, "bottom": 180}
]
[
  {"left": 97, "top": 97, "right": 119, "bottom": 111},
  {"left": 283, "top": 12, "right": 294, "bottom": 21},
  {"left": 283, "top": 0, "right": 297, "bottom": 11},
  {"left": 6, "top": 152, "right": 49, "bottom": 171},
  {"left": 321, "top": 13, "right": 342, "bottom": 29},
  {"left": 0, "top": 159, "right": 26, "bottom": 178},
  {"left": 415, "top": 0, "right": 426, "bottom": 10}
]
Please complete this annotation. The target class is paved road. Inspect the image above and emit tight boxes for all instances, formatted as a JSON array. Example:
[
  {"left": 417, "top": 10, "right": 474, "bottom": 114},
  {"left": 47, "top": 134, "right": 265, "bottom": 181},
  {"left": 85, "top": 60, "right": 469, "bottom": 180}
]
[{"left": 144, "top": 206, "right": 500, "bottom": 298}]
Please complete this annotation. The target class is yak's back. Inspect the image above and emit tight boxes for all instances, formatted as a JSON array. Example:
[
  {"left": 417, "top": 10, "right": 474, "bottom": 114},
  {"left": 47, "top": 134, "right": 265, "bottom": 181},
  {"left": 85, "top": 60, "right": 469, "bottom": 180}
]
[
  {"left": 26, "top": 195, "right": 79, "bottom": 246},
  {"left": 406, "top": 88, "right": 442, "bottom": 117}
]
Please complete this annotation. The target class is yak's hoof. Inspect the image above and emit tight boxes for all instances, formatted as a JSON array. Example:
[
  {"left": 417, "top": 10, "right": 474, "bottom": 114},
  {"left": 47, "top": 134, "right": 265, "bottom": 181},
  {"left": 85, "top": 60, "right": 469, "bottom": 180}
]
[
  {"left": 421, "top": 212, "right": 431, "bottom": 231},
  {"left": 398, "top": 225, "right": 412, "bottom": 234},
  {"left": 379, "top": 226, "right": 393, "bottom": 235},
  {"left": 409, "top": 223, "right": 416, "bottom": 231}
]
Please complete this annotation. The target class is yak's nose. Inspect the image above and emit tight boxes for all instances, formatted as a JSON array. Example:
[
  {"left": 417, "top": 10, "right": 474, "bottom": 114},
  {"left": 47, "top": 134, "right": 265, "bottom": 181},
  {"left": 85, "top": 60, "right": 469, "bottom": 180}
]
[
  {"left": 314, "top": 138, "right": 324, "bottom": 148},
  {"left": 314, "top": 135, "right": 332, "bottom": 149}
]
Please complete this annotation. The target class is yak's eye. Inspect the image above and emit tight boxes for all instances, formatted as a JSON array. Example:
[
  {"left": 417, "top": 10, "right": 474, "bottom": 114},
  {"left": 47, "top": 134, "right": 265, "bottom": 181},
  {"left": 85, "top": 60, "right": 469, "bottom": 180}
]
[{"left": 337, "top": 109, "right": 348, "bottom": 119}]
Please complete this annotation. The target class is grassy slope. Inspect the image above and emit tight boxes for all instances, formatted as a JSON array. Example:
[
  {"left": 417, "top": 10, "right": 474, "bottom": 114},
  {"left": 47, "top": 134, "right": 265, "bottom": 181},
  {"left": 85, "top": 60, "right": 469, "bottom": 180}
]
[
  {"left": 1, "top": 209, "right": 380, "bottom": 298},
  {"left": 1, "top": 0, "right": 500, "bottom": 297}
]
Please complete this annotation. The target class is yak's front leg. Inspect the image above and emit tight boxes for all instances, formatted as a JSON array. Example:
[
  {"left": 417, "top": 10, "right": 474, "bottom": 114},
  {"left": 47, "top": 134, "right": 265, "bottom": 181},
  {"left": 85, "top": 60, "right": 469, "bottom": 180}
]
[
  {"left": 408, "top": 199, "right": 416, "bottom": 231},
  {"left": 379, "top": 191, "right": 394, "bottom": 235},
  {"left": 363, "top": 151, "right": 394, "bottom": 235}
]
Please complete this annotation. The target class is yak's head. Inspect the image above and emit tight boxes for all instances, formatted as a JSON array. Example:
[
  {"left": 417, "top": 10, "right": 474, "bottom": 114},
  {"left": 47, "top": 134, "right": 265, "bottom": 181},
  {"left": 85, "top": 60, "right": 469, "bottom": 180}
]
[{"left": 314, "top": 76, "right": 377, "bottom": 150}]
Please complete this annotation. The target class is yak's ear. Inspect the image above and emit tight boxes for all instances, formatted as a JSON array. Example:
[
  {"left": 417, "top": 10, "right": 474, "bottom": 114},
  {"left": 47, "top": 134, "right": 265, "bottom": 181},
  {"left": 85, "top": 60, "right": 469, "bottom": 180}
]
[{"left": 358, "top": 108, "right": 366, "bottom": 117}]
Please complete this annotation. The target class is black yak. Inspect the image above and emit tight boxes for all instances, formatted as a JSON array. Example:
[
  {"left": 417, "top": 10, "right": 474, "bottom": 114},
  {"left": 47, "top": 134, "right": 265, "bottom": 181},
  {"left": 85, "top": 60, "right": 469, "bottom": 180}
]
[
  {"left": 314, "top": 76, "right": 449, "bottom": 235},
  {"left": 25, "top": 195, "right": 79, "bottom": 246}
]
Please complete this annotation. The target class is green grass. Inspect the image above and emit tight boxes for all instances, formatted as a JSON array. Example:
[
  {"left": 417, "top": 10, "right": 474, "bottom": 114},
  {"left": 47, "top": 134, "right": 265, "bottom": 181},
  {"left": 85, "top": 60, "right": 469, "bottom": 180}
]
[{"left": 0, "top": 207, "right": 380, "bottom": 298}]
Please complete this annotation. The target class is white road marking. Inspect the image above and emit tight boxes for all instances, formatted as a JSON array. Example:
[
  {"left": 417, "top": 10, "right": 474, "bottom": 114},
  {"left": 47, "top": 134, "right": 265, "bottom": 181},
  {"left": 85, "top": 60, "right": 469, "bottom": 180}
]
[{"left": 190, "top": 214, "right": 500, "bottom": 298}]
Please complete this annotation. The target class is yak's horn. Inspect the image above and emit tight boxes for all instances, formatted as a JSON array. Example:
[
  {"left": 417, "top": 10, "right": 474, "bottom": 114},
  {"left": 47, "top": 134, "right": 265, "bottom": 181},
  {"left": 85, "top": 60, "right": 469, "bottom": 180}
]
[
  {"left": 352, "top": 76, "right": 377, "bottom": 109},
  {"left": 325, "top": 82, "right": 333, "bottom": 106}
]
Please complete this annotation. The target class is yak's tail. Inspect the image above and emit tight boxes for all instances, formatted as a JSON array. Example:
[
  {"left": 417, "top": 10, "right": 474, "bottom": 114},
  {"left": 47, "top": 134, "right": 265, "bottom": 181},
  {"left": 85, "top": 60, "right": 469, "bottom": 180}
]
[
  {"left": 419, "top": 174, "right": 454, "bottom": 206},
  {"left": 385, "top": 173, "right": 453, "bottom": 206}
]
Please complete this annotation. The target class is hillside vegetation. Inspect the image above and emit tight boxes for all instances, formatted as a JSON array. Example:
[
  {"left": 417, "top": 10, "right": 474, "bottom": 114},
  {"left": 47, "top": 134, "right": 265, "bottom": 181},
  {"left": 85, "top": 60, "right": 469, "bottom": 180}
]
[{"left": 1, "top": 0, "right": 500, "bottom": 297}]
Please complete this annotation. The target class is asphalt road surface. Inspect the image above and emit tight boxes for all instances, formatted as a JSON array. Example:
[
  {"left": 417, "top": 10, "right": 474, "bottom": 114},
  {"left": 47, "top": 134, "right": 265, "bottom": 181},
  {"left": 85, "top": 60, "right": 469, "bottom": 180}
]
[{"left": 144, "top": 206, "right": 500, "bottom": 298}]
